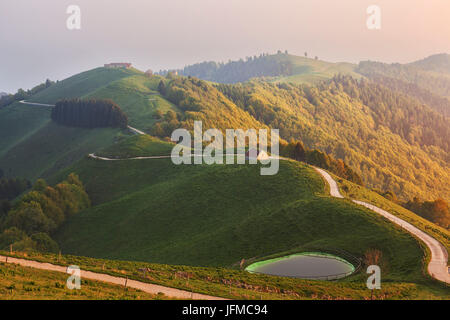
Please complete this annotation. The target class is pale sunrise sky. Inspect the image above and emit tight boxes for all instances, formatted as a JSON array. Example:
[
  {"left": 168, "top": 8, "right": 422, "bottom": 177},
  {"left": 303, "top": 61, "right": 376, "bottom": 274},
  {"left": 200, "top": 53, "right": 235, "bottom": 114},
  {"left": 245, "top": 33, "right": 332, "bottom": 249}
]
[{"left": 1, "top": 0, "right": 449, "bottom": 92}]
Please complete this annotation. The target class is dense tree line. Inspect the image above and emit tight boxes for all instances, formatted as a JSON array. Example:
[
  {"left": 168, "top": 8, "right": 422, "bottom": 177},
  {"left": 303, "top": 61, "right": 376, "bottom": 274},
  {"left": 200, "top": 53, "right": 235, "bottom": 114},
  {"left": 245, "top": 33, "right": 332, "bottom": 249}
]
[
  {"left": 403, "top": 198, "right": 449, "bottom": 229},
  {"left": 327, "top": 76, "right": 449, "bottom": 152},
  {"left": 363, "top": 74, "right": 450, "bottom": 117},
  {"left": 154, "top": 77, "right": 263, "bottom": 138},
  {"left": 0, "top": 177, "right": 31, "bottom": 201},
  {"left": 280, "top": 141, "right": 364, "bottom": 185},
  {"left": 375, "top": 188, "right": 450, "bottom": 229},
  {"left": 356, "top": 58, "right": 450, "bottom": 103},
  {"left": 51, "top": 99, "right": 128, "bottom": 129},
  {"left": 158, "top": 52, "right": 294, "bottom": 83},
  {"left": 0, "top": 171, "right": 31, "bottom": 224},
  {"left": 0, "top": 174, "right": 90, "bottom": 253},
  {"left": 0, "top": 79, "right": 54, "bottom": 109}
]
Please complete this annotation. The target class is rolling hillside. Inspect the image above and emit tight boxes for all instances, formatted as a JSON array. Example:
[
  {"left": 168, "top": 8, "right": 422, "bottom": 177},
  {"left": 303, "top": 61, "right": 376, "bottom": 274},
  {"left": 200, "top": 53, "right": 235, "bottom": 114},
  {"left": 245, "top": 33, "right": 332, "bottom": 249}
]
[
  {"left": 154, "top": 76, "right": 449, "bottom": 201},
  {"left": 356, "top": 54, "right": 450, "bottom": 116},
  {"left": 50, "top": 137, "right": 433, "bottom": 285},
  {"left": 168, "top": 52, "right": 361, "bottom": 84},
  {"left": 272, "top": 54, "right": 361, "bottom": 84},
  {"left": 0, "top": 68, "right": 177, "bottom": 181},
  {"left": 2, "top": 63, "right": 448, "bottom": 202}
]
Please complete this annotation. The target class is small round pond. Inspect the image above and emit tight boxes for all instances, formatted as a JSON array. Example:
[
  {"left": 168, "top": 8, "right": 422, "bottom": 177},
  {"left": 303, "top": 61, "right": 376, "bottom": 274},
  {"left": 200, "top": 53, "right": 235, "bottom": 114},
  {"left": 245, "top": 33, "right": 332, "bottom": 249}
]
[{"left": 245, "top": 252, "right": 355, "bottom": 280}]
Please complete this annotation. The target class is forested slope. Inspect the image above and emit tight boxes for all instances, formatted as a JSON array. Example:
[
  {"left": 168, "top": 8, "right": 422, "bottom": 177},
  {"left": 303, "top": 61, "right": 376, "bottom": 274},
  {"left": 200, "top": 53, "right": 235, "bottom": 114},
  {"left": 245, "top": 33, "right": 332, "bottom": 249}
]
[{"left": 153, "top": 75, "right": 449, "bottom": 201}]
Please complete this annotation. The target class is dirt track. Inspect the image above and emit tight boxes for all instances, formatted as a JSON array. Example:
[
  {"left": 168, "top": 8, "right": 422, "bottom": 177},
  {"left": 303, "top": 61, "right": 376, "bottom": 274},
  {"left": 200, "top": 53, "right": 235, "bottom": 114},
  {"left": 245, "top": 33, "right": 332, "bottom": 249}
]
[{"left": 0, "top": 255, "right": 226, "bottom": 299}]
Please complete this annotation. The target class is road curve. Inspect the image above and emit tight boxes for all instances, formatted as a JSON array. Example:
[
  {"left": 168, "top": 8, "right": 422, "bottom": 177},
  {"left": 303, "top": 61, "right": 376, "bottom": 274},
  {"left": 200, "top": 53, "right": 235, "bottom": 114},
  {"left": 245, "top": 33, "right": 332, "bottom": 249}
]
[
  {"left": 314, "top": 167, "right": 450, "bottom": 284},
  {"left": 0, "top": 255, "right": 226, "bottom": 300},
  {"left": 313, "top": 167, "right": 344, "bottom": 198},
  {"left": 19, "top": 100, "right": 55, "bottom": 107}
]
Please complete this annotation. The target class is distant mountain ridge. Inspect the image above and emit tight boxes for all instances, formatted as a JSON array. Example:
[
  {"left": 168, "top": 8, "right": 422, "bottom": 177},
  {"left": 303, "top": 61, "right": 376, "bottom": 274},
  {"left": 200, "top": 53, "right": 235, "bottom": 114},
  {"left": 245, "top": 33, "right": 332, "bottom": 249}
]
[
  {"left": 158, "top": 52, "right": 361, "bottom": 84},
  {"left": 159, "top": 53, "right": 450, "bottom": 117},
  {"left": 409, "top": 53, "right": 450, "bottom": 74},
  {"left": 356, "top": 54, "right": 450, "bottom": 115}
]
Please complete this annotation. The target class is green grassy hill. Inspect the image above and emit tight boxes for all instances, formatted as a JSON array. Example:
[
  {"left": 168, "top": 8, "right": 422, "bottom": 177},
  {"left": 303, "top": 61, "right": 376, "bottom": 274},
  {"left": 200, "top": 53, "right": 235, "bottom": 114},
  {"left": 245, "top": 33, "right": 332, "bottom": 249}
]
[
  {"left": 84, "top": 74, "right": 179, "bottom": 132},
  {"left": 29, "top": 67, "right": 139, "bottom": 104},
  {"left": 0, "top": 67, "right": 178, "bottom": 181},
  {"left": 357, "top": 54, "right": 450, "bottom": 100},
  {"left": 271, "top": 54, "right": 361, "bottom": 84},
  {"left": 51, "top": 137, "right": 434, "bottom": 285},
  {"left": 175, "top": 52, "right": 361, "bottom": 84}
]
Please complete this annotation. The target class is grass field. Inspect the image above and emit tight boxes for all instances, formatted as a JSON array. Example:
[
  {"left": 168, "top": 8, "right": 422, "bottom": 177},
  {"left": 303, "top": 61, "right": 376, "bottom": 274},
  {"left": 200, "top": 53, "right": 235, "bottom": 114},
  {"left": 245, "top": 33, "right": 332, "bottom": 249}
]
[
  {"left": 95, "top": 134, "right": 174, "bottom": 158},
  {"left": 30, "top": 67, "right": 140, "bottom": 104},
  {"left": 0, "top": 103, "right": 52, "bottom": 160},
  {"left": 0, "top": 261, "right": 165, "bottom": 300},
  {"left": 0, "top": 122, "right": 121, "bottom": 180},
  {"left": 85, "top": 74, "right": 179, "bottom": 132}
]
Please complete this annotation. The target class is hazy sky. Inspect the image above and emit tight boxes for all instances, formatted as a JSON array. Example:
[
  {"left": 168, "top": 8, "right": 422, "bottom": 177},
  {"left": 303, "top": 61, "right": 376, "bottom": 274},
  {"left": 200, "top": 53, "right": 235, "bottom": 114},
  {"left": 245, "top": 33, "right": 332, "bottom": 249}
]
[{"left": 1, "top": 0, "right": 449, "bottom": 92}]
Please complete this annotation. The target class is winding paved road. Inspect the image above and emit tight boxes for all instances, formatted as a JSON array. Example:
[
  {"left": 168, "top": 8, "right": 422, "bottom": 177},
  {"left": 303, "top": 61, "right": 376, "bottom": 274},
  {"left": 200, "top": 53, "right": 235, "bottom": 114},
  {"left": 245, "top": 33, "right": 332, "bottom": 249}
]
[
  {"left": 313, "top": 167, "right": 450, "bottom": 284},
  {"left": 0, "top": 255, "right": 225, "bottom": 300}
]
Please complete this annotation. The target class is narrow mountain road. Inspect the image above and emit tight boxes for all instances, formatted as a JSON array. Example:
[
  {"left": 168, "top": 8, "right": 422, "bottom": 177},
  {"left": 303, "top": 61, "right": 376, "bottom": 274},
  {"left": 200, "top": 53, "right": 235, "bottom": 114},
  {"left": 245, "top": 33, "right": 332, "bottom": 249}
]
[
  {"left": 313, "top": 167, "right": 450, "bottom": 284},
  {"left": 88, "top": 153, "right": 172, "bottom": 161},
  {"left": 313, "top": 167, "right": 344, "bottom": 198},
  {"left": 127, "top": 125, "right": 146, "bottom": 135},
  {"left": 0, "top": 255, "right": 226, "bottom": 300},
  {"left": 88, "top": 153, "right": 246, "bottom": 161},
  {"left": 19, "top": 100, "right": 55, "bottom": 107}
]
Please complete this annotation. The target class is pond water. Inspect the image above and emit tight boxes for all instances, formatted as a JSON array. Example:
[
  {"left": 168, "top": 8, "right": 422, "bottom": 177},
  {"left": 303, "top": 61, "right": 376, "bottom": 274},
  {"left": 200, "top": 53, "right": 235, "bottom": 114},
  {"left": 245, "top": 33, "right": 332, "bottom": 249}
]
[{"left": 245, "top": 252, "right": 355, "bottom": 280}]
